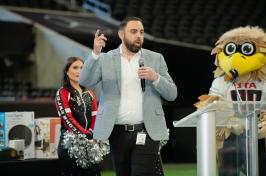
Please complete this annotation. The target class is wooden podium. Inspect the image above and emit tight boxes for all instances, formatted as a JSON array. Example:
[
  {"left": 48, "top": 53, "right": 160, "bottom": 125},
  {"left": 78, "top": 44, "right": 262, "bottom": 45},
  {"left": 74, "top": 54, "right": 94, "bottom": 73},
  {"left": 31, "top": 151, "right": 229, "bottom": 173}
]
[{"left": 173, "top": 101, "right": 261, "bottom": 176}]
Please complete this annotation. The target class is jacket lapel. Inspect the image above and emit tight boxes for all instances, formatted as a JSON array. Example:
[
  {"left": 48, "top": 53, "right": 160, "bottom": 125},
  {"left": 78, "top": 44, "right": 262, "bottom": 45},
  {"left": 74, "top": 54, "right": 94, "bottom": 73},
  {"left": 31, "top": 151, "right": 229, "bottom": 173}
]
[
  {"left": 140, "top": 49, "right": 148, "bottom": 67},
  {"left": 112, "top": 48, "right": 121, "bottom": 93},
  {"left": 112, "top": 48, "right": 147, "bottom": 94}
]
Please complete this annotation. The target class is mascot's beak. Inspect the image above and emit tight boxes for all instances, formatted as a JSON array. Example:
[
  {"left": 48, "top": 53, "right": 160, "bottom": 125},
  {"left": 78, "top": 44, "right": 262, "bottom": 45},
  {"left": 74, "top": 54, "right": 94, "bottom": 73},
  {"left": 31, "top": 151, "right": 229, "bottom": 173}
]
[{"left": 229, "top": 69, "right": 239, "bottom": 80}]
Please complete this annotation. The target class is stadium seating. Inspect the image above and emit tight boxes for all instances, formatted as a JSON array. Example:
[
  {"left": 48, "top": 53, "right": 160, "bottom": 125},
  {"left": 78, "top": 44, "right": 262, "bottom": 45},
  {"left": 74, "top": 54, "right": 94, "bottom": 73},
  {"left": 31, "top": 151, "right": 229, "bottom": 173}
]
[
  {"left": 2, "top": 0, "right": 266, "bottom": 47},
  {"left": 96, "top": 0, "right": 266, "bottom": 46},
  {"left": 0, "top": 78, "right": 57, "bottom": 100}
]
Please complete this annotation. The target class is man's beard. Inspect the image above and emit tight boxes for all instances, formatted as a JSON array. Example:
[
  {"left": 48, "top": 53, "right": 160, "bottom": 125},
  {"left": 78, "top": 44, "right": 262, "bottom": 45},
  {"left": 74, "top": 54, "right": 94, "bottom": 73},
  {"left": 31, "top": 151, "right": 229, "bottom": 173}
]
[{"left": 124, "top": 37, "right": 143, "bottom": 53}]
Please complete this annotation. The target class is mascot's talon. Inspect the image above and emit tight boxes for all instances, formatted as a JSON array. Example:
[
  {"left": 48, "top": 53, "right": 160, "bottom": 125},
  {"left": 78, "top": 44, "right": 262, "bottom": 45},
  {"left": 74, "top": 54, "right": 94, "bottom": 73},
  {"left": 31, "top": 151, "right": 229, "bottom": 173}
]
[{"left": 225, "top": 117, "right": 245, "bottom": 135}]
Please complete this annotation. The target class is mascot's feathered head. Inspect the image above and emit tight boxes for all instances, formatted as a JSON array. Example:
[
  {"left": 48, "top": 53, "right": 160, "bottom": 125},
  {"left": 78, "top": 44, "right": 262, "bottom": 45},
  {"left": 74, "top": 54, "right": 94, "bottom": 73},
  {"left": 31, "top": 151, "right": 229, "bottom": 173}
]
[{"left": 211, "top": 26, "right": 266, "bottom": 82}]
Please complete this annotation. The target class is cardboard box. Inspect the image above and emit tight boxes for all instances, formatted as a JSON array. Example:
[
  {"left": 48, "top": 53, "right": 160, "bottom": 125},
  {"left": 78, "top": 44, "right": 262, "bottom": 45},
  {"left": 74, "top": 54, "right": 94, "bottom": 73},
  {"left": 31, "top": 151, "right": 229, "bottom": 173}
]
[
  {"left": 0, "top": 112, "right": 5, "bottom": 149},
  {"left": 9, "top": 139, "right": 25, "bottom": 159},
  {"left": 34, "top": 117, "right": 61, "bottom": 158},
  {"left": 5, "top": 112, "right": 35, "bottom": 159}
]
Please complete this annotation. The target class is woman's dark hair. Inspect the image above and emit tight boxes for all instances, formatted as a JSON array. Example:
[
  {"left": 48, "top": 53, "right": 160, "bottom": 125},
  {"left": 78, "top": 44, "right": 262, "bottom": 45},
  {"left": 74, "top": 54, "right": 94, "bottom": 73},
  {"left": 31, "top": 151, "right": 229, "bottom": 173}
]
[
  {"left": 62, "top": 57, "right": 84, "bottom": 87},
  {"left": 119, "top": 16, "right": 143, "bottom": 31}
]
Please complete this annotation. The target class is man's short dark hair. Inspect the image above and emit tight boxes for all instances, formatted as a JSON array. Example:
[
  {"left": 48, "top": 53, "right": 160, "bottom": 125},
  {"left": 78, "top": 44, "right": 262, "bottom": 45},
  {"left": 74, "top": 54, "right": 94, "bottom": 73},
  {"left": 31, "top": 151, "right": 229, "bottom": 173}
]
[{"left": 119, "top": 16, "right": 143, "bottom": 31}]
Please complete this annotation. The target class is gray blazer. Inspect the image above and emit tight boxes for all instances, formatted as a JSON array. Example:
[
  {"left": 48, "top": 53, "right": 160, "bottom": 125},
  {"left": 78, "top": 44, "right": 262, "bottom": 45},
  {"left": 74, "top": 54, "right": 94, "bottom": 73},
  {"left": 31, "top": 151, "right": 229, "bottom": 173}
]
[{"left": 79, "top": 47, "right": 177, "bottom": 141}]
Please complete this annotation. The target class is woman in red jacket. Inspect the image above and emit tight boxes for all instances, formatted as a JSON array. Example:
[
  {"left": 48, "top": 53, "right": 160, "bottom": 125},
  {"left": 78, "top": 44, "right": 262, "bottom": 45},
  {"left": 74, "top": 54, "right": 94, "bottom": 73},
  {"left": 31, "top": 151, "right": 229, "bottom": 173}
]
[{"left": 55, "top": 57, "right": 100, "bottom": 176}]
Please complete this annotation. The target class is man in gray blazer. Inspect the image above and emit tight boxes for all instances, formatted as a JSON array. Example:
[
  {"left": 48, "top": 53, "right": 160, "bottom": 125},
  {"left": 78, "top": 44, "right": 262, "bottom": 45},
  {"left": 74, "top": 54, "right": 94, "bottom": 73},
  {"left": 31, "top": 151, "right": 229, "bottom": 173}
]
[{"left": 79, "top": 16, "right": 177, "bottom": 176}]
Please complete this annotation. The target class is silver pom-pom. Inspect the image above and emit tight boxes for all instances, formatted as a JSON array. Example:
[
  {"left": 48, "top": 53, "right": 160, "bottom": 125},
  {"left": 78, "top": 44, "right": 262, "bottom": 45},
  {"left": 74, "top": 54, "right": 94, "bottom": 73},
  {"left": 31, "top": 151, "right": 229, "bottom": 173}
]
[
  {"left": 62, "top": 131, "right": 110, "bottom": 168},
  {"left": 159, "top": 140, "right": 168, "bottom": 150},
  {"left": 158, "top": 128, "right": 169, "bottom": 152}
]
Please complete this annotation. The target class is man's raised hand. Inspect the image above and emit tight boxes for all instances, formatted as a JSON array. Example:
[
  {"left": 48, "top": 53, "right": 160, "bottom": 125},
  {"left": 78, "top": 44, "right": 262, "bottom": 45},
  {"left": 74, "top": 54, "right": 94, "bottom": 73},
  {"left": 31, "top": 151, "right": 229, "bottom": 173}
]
[{"left": 93, "top": 29, "right": 107, "bottom": 55}]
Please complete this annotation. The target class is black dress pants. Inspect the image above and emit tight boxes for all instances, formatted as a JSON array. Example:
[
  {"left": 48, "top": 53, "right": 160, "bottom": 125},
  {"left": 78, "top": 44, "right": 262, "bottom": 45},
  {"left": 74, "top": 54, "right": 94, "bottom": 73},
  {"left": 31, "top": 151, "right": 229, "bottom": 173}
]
[{"left": 109, "top": 124, "right": 164, "bottom": 176}]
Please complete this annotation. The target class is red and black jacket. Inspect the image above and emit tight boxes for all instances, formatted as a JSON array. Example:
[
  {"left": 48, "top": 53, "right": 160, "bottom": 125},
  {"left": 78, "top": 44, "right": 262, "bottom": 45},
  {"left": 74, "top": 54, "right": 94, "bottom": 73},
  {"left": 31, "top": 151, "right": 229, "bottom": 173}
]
[{"left": 55, "top": 85, "right": 97, "bottom": 137}]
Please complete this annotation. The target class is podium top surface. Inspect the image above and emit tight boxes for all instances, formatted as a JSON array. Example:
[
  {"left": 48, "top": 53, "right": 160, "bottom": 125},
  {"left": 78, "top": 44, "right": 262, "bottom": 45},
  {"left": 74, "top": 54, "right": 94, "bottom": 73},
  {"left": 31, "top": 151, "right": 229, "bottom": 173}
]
[{"left": 173, "top": 100, "right": 265, "bottom": 127}]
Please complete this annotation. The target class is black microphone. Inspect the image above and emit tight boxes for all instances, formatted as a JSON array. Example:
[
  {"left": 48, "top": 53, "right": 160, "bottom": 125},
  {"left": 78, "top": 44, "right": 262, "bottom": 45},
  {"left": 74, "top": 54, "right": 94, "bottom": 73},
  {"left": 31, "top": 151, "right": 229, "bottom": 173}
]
[
  {"left": 139, "top": 58, "right": 145, "bottom": 92},
  {"left": 230, "top": 69, "right": 239, "bottom": 81}
]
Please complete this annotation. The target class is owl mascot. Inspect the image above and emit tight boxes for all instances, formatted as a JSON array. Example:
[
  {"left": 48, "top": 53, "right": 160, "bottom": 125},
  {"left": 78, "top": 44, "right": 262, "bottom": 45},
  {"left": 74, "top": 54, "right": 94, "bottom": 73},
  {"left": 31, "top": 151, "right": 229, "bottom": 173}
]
[{"left": 195, "top": 26, "right": 266, "bottom": 176}]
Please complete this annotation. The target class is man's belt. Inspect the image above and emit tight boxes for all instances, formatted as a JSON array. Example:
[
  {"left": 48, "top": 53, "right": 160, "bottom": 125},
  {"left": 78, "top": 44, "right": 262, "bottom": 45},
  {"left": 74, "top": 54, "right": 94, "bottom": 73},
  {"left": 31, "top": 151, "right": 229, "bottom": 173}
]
[{"left": 114, "top": 123, "right": 145, "bottom": 132}]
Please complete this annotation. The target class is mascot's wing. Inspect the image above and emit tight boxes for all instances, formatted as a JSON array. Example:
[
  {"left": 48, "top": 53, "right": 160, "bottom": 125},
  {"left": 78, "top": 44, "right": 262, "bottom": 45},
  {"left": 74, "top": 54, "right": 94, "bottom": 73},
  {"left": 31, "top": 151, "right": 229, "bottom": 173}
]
[
  {"left": 258, "top": 111, "right": 266, "bottom": 139},
  {"left": 193, "top": 94, "right": 220, "bottom": 109}
]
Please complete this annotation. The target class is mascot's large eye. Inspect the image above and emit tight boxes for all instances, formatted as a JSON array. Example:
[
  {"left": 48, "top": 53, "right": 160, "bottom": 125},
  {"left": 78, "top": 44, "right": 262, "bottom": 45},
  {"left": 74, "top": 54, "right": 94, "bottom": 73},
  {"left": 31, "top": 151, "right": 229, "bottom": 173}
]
[
  {"left": 224, "top": 42, "right": 237, "bottom": 56},
  {"left": 241, "top": 42, "right": 255, "bottom": 56}
]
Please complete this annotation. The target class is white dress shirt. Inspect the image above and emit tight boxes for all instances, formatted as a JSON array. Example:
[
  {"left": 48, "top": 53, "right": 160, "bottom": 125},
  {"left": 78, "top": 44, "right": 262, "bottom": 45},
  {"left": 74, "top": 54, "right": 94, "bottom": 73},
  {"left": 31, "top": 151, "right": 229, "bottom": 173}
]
[
  {"left": 91, "top": 46, "right": 144, "bottom": 125},
  {"left": 116, "top": 46, "right": 143, "bottom": 124}
]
